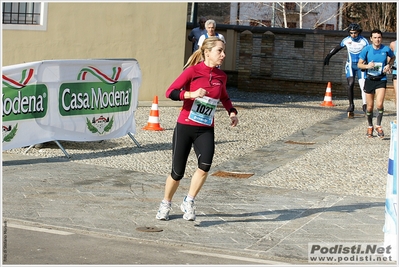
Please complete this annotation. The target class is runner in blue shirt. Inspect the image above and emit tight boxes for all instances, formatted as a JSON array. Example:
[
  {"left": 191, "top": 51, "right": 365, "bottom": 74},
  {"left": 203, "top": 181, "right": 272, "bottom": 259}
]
[
  {"left": 389, "top": 40, "right": 397, "bottom": 107},
  {"left": 324, "top": 23, "right": 369, "bottom": 118},
  {"left": 357, "top": 29, "right": 395, "bottom": 138}
]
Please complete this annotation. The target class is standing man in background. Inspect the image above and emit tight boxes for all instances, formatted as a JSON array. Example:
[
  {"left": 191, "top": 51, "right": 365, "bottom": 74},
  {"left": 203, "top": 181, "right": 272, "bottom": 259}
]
[
  {"left": 188, "top": 17, "right": 207, "bottom": 53},
  {"left": 324, "top": 23, "right": 369, "bottom": 118},
  {"left": 197, "top": 19, "right": 226, "bottom": 48}
]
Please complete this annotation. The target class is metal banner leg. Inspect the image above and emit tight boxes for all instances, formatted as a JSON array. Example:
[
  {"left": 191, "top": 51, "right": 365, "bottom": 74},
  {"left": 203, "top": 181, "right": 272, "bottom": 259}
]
[
  {"left": 127, "top": 132, "right": 141, "bottom": 147},
  {"left": 24, "top": 144, "right": 35, "bottom": 154},
  {"left": 24, "top": 141, "right": 70, "bottom": 158},
  {"left": 53, "top": 140, "right": 71, "bottom": 158}
]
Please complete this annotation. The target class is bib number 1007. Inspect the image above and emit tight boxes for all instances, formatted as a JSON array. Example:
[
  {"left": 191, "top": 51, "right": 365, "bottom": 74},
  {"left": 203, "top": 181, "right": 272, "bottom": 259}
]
[{"left": 188, "top": 96, "right": 218, "bottom": 126}]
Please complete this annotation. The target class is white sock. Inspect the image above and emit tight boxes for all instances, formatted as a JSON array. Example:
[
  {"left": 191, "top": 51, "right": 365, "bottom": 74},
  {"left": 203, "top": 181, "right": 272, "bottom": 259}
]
[{"left": 185, "top": 195, "right": 195, "bottom": 202}]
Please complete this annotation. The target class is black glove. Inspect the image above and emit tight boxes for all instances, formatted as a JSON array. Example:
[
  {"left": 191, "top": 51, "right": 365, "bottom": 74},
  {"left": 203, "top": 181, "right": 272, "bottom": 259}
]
[{"left": 324, "top": 54, "right": 332, "bottom": 66}]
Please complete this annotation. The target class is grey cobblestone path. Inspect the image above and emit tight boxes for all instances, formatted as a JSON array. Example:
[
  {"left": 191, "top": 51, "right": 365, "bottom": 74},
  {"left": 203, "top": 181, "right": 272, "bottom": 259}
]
[{"left": 2, "top": 89, "right": 397, "bottom": 264}]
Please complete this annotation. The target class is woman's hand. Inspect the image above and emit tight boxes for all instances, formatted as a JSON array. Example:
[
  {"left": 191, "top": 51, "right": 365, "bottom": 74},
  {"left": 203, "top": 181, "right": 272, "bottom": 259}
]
[
  {"left": 230, "top": 114, "right": 238, "bottom": 127},
  {"left": 193, "top": 88, "right": 208, "bottom": 98}
]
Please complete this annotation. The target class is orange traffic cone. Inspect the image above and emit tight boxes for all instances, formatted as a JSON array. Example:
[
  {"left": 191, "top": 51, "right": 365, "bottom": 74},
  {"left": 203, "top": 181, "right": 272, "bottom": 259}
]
[
  {"left": 142, "top": 96, "right": 164, "bottom": 131},
  {"left": 320, "top": 82, "right": 335, "bottom": 107}
]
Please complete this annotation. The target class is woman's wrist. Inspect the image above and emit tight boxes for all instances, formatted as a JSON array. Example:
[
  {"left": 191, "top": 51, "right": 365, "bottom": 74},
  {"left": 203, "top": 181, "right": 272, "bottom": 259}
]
[{"left": 229, "top": 108, "right": 238, "bottom": 116}]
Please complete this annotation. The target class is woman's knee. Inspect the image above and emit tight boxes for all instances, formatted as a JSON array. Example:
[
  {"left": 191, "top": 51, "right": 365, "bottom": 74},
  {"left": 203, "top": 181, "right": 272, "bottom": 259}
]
[
  {"left": 171, "top": 172, "right": 184, "bottom": 181},
  {"left": 198, "top": 162, "right": 211, "bottom": 173}
]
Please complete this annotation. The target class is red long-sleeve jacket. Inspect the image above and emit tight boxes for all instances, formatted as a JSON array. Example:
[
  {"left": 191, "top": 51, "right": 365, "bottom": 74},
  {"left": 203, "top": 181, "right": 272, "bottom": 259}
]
[{"left": 165, "top": 61, "right": 235, "bottom": 127}]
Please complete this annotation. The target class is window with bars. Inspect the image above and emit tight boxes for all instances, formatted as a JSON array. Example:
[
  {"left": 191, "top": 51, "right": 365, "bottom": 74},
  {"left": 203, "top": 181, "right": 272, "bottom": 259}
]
[
  {"left": 2, "top": 2, "right": 41, "bottom": 25},
  {"left": 2, "top": 2, "right": 47, "bottom": 30}
]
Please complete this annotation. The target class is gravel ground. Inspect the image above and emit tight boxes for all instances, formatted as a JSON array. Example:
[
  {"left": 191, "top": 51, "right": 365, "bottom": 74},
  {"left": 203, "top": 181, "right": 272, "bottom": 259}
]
[{"left": 3, "top": 88, "right": 397, "bottom": 199}]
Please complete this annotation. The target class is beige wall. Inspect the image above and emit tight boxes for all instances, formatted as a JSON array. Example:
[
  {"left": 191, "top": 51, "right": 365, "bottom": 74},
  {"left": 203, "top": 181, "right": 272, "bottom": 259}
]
[{"left": 2, "top": 2, "right": 187, "bottom": 101}]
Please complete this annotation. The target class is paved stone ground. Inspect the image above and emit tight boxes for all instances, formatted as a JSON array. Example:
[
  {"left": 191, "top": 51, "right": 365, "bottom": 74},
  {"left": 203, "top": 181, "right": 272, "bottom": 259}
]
[
  {"left": 2, "top": 152, "right": 389, "bottom": 264},
  {"left": 2, "top": 89, "right": 397, "bottom": 264}
]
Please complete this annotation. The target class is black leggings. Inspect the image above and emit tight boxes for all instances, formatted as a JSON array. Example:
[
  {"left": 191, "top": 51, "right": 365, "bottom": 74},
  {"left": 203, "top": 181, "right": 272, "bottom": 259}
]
[
  {"left": 347, "top": 76, "right": 355, "bottom": 106},
  {"left": 170, "top": 123, "right": 215, "bottom": 181}
]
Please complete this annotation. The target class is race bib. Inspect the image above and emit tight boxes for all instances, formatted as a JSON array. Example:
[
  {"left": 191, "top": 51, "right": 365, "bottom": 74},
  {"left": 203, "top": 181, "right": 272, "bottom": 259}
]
[
  {"left": 188, "top": 96, "right": 219, "bottom": 126},
  {"left": 368, "top": 62, "right": 383, "bottom": 76}
]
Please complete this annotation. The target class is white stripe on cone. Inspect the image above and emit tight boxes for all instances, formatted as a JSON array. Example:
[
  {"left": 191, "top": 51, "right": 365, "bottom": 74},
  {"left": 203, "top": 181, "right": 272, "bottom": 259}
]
[{"left": 148, "top": 116, "right": 160, "bottom": 123}]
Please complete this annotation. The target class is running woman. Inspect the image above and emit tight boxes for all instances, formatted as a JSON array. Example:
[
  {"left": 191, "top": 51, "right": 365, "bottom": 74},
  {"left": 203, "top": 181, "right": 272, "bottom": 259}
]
[
  {"left": 357, "top": 29, "right": 395, "bottom": 138},
  {"left": 156, "top": 37, "right": 238, "bottom": 221},
  {"left": 324, "top": 23, "right": 369, "bottom": 118}
]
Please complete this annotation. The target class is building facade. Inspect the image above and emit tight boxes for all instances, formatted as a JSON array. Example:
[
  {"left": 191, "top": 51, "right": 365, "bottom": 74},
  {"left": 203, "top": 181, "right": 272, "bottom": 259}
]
[{"left": 2, "top": 2, "right": 188, "bottom": 101}]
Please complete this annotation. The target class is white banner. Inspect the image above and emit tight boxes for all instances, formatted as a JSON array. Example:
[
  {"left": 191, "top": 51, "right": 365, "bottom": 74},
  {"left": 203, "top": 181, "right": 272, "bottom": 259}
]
[
  {"left": 2, "top": 59, "right": 141, "bottom": 151},
  {"left": 384, "top": 121, "right": 398, "bottom": 261}
]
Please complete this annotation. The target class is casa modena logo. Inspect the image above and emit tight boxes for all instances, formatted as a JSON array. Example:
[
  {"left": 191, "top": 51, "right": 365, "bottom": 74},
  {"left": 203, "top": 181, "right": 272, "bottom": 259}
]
[
  {"left": 2, "top": 68, "right": 41, "bottom": 143},
  {"left": 2, "top": 64, "right": 134, "bottom": 146},
  {"left": 86, "top": 115, "right": 114, "bottom": 135},
  {"left": 2, "top": 124, "right": 18, "bottom": 143},
  {"left": 59, "top": 65, "right": 132, "bottom": 116}
]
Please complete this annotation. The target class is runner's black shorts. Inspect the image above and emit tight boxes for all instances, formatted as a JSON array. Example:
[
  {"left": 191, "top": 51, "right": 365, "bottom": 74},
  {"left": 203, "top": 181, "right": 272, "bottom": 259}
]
[
  {"left": 364, "top": 79, "right": 387, "bottom": 94},
  {"left": 170, "top": 123, "right": 215, "bottom": 180}
]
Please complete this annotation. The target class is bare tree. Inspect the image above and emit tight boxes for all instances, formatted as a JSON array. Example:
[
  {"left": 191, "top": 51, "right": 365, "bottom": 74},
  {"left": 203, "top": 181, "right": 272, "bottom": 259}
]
[
  {"left": 296, "top": 2, "right": 324, "bottom": 29},
  {"left": 245, "top": 2, "right": 343, "bottom": 29},
  {"left": 280, "top": 2, "right": 288, "bottom": 28},
  {"left": 343, "top": 2, "right": 396, "bottom": 32},
  {"left": 254, "top": 2, "right": 286, "bottom": 27},
  {"left": 193, "top": 2, "right": 396, "bottom": 32},
  {"left": 312, "top": 3, "right": 351, "bottom": 30}
]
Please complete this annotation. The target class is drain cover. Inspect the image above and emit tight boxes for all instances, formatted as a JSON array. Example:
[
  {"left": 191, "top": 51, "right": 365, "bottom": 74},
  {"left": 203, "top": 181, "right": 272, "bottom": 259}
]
[
  {"left": 285, "top": 140, "right": 316, "bottom": 145},
  {"left": 136, "top": 226, "right": 163, "bottom": 232},
  {"left": 211, "top": 171, "right": 254, "bottom": 179}
]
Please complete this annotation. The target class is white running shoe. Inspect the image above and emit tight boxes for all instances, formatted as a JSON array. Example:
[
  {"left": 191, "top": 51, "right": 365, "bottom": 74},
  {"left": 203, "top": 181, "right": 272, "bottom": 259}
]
[
  {"left": 156, "top": 201, "right": 171, "bottom": 220},
  {"left": 180, "top": 197, "right": 196, "bottom": 221}
]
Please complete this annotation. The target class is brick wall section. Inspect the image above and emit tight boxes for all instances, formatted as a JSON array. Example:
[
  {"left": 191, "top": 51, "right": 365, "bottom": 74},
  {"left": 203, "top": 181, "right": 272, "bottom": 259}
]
[
  {"left": 238, "top": 30, "right": 253, "bottom": 89},
  {"left": 260, "top": 31, "right": 274, "bottom": 76},
  {"left": 235, "top": 29, "right": 396, "bottom": 100}
]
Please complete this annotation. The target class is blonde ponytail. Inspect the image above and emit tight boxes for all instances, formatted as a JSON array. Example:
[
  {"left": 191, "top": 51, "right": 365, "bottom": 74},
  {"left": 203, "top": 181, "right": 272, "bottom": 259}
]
[{"left": 183, "top": 36, "right": 222, "bottom": 69}]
